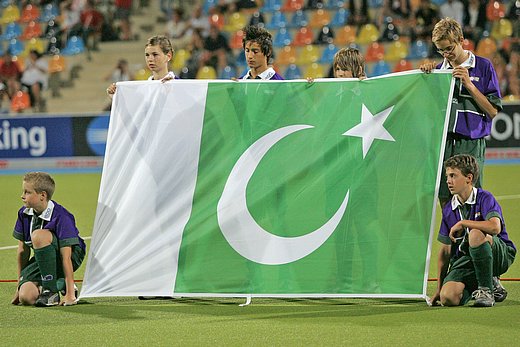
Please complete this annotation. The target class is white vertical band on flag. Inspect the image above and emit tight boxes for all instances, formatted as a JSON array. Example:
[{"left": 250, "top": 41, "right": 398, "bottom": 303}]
[{"left": 80, "top": 81, "right": 208, "bottom": 297}]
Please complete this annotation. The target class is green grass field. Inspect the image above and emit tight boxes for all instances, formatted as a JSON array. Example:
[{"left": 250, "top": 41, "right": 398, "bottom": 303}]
[{"left": 1, "top": 166, "right": 519, "bottom": 345}]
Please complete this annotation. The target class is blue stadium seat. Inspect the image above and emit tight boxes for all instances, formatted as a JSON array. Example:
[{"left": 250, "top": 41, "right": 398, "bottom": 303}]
[
  {"left": 235, "top": 50, "right": 247, "bottom": 68},
  {"left": 262, "top": 0, "right": 283, "bottom": 12},
  {"left": 370, "top": 60, "right": 391, "bottom": 77},
  {"left": 368, "top": 0, "right": 384, "bottom": 8},
  {"left": 61, "top": 35, "right": 85, "bottom": 55},
  {"left": 219, "top": 65, "right": 237, "bottom": 79},
  {"left": 327, "top": 0, "right": 345, "bottom": 9},
  {"left": 8, "top": 38, "right": 24, "bottom": 56},
  {"left": 289, "top": 10, "right": 308, "bottom": 28},
  {"left": 273, "top": 28, "right": 292, "bottom": 47},
  {"left": 41, "top": 3, "right": 59, "bottom": 22},
  {"left": 284, "top": 64, "right": 302, "bottom": 79},
  {"left": 0, "top": 42, "right": 4, "bottom": 56},
  {"left": 319, "top": 43, "right": 338, "bottom": 63},
  {"left": 407, "top": 40, "right": 429, "bottom": 60},
  {"left": 1, "top": 22, "right": 22, "bottom": 40},
  {"left": 267, "top": 11, "right": 288, "bottom": 29},
  {"left": 203, "top": 0, "right": 217, "bottom": 14},
  {"left": 330, "top": 8, "right": 349, "bottom": 27}
]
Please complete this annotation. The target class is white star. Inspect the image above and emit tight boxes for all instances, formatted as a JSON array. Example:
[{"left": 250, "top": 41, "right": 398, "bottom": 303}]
[{"left": 342, "top": 104, "right": 395, "bottom": 158}]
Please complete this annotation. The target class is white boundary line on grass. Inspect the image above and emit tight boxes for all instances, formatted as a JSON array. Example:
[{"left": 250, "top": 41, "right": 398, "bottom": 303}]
[
  {"left": 0, "top": 236, "right": 91, "bottom": 251},
  {"left": 0, "top": 193, "right": 519, "bottom": 251}
]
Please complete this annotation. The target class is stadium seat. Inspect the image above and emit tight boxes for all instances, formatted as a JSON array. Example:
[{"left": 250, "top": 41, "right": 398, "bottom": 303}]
[
  {"left": 365, "top": 42, "right": 385, "bottom": 62},
  {"left": 0, "top": 5, "right": 20, "bottom": 24},
  {"left": 235, "top": 49, "right": 247, "bottom": 67},
  {"left": 297, "top": 44, "right": 320, "bottom": 64},
  {"left": 41, "top": 3, "right": 59, "bottom": 22},
  {"left": 385, "top": 40, "right": 409, "bottom": 61},
  {"left": 273, "top": 28, "right": 292, "bottom": 47},
  {"left": 334, "top": 25, "right": 356, "bottom": 45},
  {"left": 203, "top": 0, "right": 217, "bottom": 14},
  {"left": 219, "top": 65, "right": 236, "bottom": 79},
  {"left": 314, "top": 25, "right": 334, "bottom": 44},
  {"left": 284, "top": 64, "right": 302, "bottom": 79},
  {"left": 277, "top": 45, "right": 297, "bottom": 65},
  {"left": 249, "top": 11, "right": 266, "bottom": 27},
  {"left": 229, "top": 30, "right": 245, "bottom": 49},
  {"left": 370, "top": 60, "right": 391, "bottom": 77},
  {"left": 196, "top": 66, "right": 217, "bottom": 79},
  {"left": 20, "top": 4, "right": 40, "bottom": 22},
  {"left": 23, "top": 38, "right": 45, "bottom": 56},
  {"left": 10, "top": 90, "right": 31, "bottom": 112},
  {"left": 304, "top": 63, "right": 325, "bottom": 78},
  {"left": 462, "top": 38, "right": 475, "bottom": 51},
  {"left": 330, "top": 8, "right": 349, "bottom": 27},
  {"left": 48, "top": 54, "right": 66, "bottom": 73},
  {"left": 267, "top": 11, "right": 288, "bottom": 29},
  {"left": 0, "top": 42, "right": 4, "bottom": 56},
  {"left": 134, "top": 68, "right": 151, "bottom": 80},
  {"left": 407, "top": 40, "right": 429, "bottom": 60},
  {"left": 293, "top": 26, "right": 314, "bottom": 46},
  {"left": 357, "top": 23, "right": 379, "bottom": 44},
  {"left": 368, "top": 0, "right": 384, "bottom": 7},
  {"left": 262, "top": 0, "right": 283, "bottom": 12},
  {"left": 282, "top": 0, "right": 305, "bottom": 12},
  {"left": 430, "top": 0, "right": 446, "bottom": 5},
  {"left": 486, "top": 0, "right": 506, "bottom": 21},
  {"left": 490, "top": 19, "right": 513, "bottom": 41},
  {"left": 393, "top": 59, "right": 413, "bottom": 72},
  {"left": 289, "top": 10, "right": 308, "bottom": 28},
  {"left": 475, "top": 37, "right": 496, "bottom": 59},
  {"left": 20, "top": 21, "right": 43, "bottom": 41},
  {"left": 61, "top": 36, "right": 86, "bottom": 55},
  {"left": 1, "top": 22, "right": 22, "bottom": 40},
  {"left": 225, "top": 12, "right": 247, "bottom": 32},
  {"left": 8, "top": 39, "right": 24, "bottom": 56},
  {"left": 172, "top": 49, "right": 190, "bottom": 71},
  {"left": 310, "top": 9, "right": 331, "bottom": 28},
  {"left": 209, "top": 13, "right": 225, "bottom": 30},
  {"left": 327, "top": 0, "right": 345, "bottom": 9},
  {"left": 319, "top": 43, "right": 338, "bottom": 64}
]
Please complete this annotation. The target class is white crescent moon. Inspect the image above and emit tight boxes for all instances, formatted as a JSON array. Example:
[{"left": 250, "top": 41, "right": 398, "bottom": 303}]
[{"left": 217, "top": 124, "right": 350, "bottom": 265}]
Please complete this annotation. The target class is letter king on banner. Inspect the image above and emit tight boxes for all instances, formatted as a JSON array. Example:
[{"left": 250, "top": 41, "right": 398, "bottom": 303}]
[{"left": 81, "top": 72, "right": 454, "bottom": 299}]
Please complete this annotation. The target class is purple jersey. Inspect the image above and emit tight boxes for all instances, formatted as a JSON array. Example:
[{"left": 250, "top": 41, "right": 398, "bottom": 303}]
[
  {"left": 438, "top": 188, "right": 516, "bottom": 259},
  {"left": 240, "top": 67, "right": 284, "bottom": 80},
  {"left": 436, "top": 52, "right": 502, "bottom": 139},
  {"left": 13, "top": 200, "right": 86, "bottom": 251}
]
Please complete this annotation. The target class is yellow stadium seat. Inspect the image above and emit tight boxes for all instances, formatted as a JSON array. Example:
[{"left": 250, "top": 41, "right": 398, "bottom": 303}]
[
  {"left": 196, "top": 66, "right": 217, "bottom": 79},
  {"left": 297, "top": 44, "right": 320, "bottom": 65},
  {"left": 135, "top": 68, "right": 151, "bottom": 80},
  {"left": 490, "top": 19, "right": 513, "bottom": 41},
  {"left": 357, "top": 23, "right": 379, "bottom": 44},
  {"left": 22, "top": 38, "right": 46, "bottom": 56},
  {"left": 475, "top": 37, "right": 497, "bottom": 59},
  {"left": 172, "top": 49, "right": 190, "bottom": 71},
  {"left": 0, "top": 5, "right": 21, "bottom": 24},
  {"left": 48, "top": 55, "right": 66, "bottom": 73},
  {"left": 385, "top": 41, "right": 409, "bottom": 61},
  {"left": 225, "top": 12, "right": 247, "bottom": 32},
  {"left": 304, "top": 63, "right": 325, "bottom": 79}
]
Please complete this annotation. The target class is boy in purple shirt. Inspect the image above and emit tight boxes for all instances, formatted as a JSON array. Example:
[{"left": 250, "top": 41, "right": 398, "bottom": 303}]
[
  {"left": 420, "top": 18, "right": 502, "bottom": 208},
  {"left": 239, "top": 25, "right": 284, "bottom": 80},
  {"left": 430, "top": 155, "right": 516, "bottom": 307},
  {"left": 11, "top": 172, "right": 85, "bottom": 307}
]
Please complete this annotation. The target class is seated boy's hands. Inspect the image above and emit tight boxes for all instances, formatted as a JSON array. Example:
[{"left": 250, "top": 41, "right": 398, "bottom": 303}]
[
  {"left": 449, "top": 221, "right": 465, "bottom": 243},
  {"left": 429, "top": 290, "right": 441, "bottom": 306},
  {"left": 11, "top": 290, "right": 20, "bottom": 305}
]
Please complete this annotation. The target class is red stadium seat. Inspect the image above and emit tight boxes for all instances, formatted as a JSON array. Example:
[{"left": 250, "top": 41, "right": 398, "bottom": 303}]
[{"left": 293, "top": 26, "right": 314, "bottom": 46}]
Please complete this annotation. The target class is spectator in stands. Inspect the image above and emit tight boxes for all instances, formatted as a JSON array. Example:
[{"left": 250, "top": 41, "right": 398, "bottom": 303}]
[
  {"left": 315, "top": 25, "right": 335, "bottom": 45},
  {"left": 189, "top": 4, "right": 210, "bottom": 38},
  {"left": 115, "top": 0, "right": 133, "bottom": 41},
  {"left": 439, "top": 0, "right": 464, "bottom": 25},
  {"left": 21, "top": 50, "right": 48, "bottom": 113},
  {"left": 202, "top": 25, "right": 232, "bottom": 72},
  {"left": 58, "top": 0, "right": 83, "bottom": 46},
  {"left": 0, "top": 52, "right": 22, "bottom": 97},
  {"left": 80, "top": 0, "right": 104, "bottom": 52},
  {"left": 462, "top": 0, "right": 487, "bottom": 43},
  {"left": 165, "top": 8, "right": 191, "bottom": 49},
  {"left": 347, "top": 0, "right": 370, "bottom": 27},
  {"left": 413, "top": 0, "right": 439, "bottom": 40},
  {"left": 184, "top": 29, "right": 206, "bottom": 78},
  {"left": 381, "top": 0, "right": 412, "bottom": 26},
  {"left": 105, "top": 58, "right": 134, "bottom": 84},
  {"left": 0, "top": 83, "right": 10, "bottom": 114}
]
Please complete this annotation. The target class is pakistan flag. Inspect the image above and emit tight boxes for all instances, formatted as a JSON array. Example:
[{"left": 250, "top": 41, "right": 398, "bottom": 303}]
[{"left": 81, "top": 72, "right": 454, "bottom": 299}]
